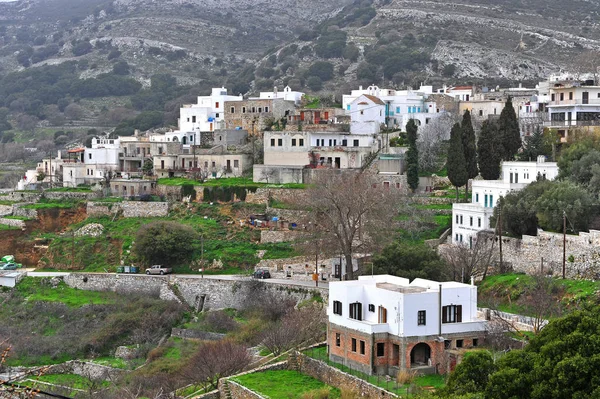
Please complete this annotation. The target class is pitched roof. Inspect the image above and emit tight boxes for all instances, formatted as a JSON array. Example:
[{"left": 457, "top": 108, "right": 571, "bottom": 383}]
[{"left": 363, "top": 94, "right": 385, "bottom": 105}]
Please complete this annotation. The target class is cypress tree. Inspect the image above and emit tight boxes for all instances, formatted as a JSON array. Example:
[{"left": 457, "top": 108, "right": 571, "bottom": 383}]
[
  {"left": 461, "top": 110, "right": 478, "bottom": 198},
  {"left": 497, "top": 96, "right": 521, "bottom": 160},
  {"left": 447, "top": 123, "right": 468, "bottom": 200},
  {"left": 477, "top": 121, "right": 502, "bottom": 180},
  {"left": 406, "top": 119, "right": 419, "bottom": 192}
]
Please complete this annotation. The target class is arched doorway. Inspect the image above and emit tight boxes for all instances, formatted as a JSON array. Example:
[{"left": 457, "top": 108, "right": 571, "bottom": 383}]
[{"left": 410, "top": 343, "right": 431, "bottom": 367}]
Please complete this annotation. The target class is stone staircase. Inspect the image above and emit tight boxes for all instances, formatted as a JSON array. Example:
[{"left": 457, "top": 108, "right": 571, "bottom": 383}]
[
  {"left": 221, "top": 381, "right": 232, "bottom": 399},
  {"left": 288, "top": 351, "right": 299, "bottom": 371}
]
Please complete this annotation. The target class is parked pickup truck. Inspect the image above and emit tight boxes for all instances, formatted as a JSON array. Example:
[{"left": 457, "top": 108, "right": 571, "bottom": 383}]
[{"left": 145, "top": 265, "right": 173, "bottom": 275}]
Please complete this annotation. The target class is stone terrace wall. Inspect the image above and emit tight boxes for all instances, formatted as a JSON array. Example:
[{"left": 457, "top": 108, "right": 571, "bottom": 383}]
[
  {"left": 0, "top": 205, "right": 12, "bottom": 216},
  {"left": 219, "top": 362, "right": 288, "bottom": 399},
  {"left": 46, "top": 360, "right": 124, "bottom": 380},
  {"left": 260, "top": 230, "right": 303, "bottom": 244},
  {"left": 12, "top": 204, "right": 38, "bottom": 219},
  {"left": 0, "top": 218, "right": 25, "bottom": 229},
  {"left": 44, "top": 191, "right": 101, "bottom": 201},
  {"left": 63, "top": 274, "right": 328, "bottom": 310},
  {"left": 246, "top": 188, "right": 307, "bottom": 205},
  {"left": 86, "top": 201, "right": 169, "bottom": 218},
  {"left": 497, "top": 230, "right": 600, "bottom": 279},
  {"left": 226, "top": 381, "right": 266, "bottom": 399},
  {"left": 171, "top": 328, "right": 226, "bottom": 341},
  {"left": 1, "top": 192, "right": 41, "bottom": 202},
  {"left": 296, "top": 351, "right": 399, "bottom": 398}
]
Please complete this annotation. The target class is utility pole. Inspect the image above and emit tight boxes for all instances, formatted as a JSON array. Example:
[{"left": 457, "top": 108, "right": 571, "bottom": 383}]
[
  {"left": 563, "top": 211, "right": 566, "bottom": 279},
  {"left": 498, "top": 203, "right": 503, "bottom": 273},
  {"left": 201, "top": 234, "right": 204, "bottom": 279},
  {"left": 314, "top": 239, "right": 319, "bottom": 288}
]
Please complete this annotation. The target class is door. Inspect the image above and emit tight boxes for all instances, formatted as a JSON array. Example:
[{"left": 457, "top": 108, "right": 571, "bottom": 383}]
[{"left": 226, "top": 160, "right": 231, "bottom": 171}]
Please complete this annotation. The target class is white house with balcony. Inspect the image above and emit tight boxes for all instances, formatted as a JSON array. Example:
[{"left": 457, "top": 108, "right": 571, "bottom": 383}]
[
  {"left": 179, "top": 87, "right": 243, "bottom": 134},
  {"left": 452, "top": 157, "right": 559, "bottom": 246},
  {"left": 327, "top": 275, "right": 486, "bottom": 375},
  {"left": 546, "top": 80, "right": 600, "bottom": 141},
  {"left": 342, "top": 85, "right": 439, "bottom": 131}
]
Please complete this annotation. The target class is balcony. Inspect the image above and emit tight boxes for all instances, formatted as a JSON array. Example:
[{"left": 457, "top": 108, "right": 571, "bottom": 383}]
[
  {"left": 548, "top": 98, "right": 600, "bottom": 106},
  {"left": 544, "top": 119, "right": 600, "bottom": 128}
]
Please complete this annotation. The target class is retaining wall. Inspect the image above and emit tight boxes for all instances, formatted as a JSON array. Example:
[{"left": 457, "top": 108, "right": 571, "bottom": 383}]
[
  {"left": 12, "top": 204, "right": 38, "bottom": 219},
  {"left": 171, "top": 329, "right": 226, "bottom": 341},
  {"left": 0, "top": 218, "right": 25, "bottom": 229},
  {"left": 45, "top": 360, "right": 124, "bottom": 380},
  {"left": 296, "top": 351, "right": 399, "bottom": 398},
  {"left": 86, "top": 201, "right": 170, "bottom": 218},
  {"left": 63, "top": 274, "right": 328, "bottom": 311},
  {"left": 0, "top": 205, "right": 12, "bottom": 217}
]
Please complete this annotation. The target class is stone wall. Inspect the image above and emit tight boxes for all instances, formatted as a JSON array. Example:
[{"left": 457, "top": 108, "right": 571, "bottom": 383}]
[
  {"left": 295, "top": 351, "right": 399, "bottom": 398},
  {"left": 45, "top": 360, "right": 124, "bottom": 380},
  {"left": 193, "top": 390, "right": 220, "bottom": 399},
  {"left": 1, "top": 192, "right": 41, "bottom": 202},
  {"left": 86, "top": 201, "right": 170, "bottom": 218},
  {"left": 171, "top": 328, "right": 226, "bottom": 341},
  {"left": 63, "top": 274, "right": 328, "bottom": 310},
  {"left": 219, "top": 362, "right": 288, "bottom": 399},
  {"left": 0, "top": 218, "right": 25, "bottom": 229},
  {"left": 265, "top": 207, "right": 307, "bottom": 222},
  {"left": 12, "top": 204, "right": 38, "bottom": 219},
  {"left": 226, "top": 381, "right": 266, "bottom": 399},
  {"left": 260, "top": 230, "right": 303, "bottom": 244},
  {"left": 44, "top": 191, "right": 101, "bottom": 201},
  {"left": 246, "top": 188, "right": 306, "bottom": 205},
  {"left": 469, "top": 230, "right": 600, "bottom": 279},
  {"left": 0, "top": 205, "right": 12, "bottom": 217}
]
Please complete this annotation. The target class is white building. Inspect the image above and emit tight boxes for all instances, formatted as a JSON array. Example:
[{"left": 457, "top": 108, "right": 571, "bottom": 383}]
[
  {"left": 342, "top": 85, "right": 439, "bottom": 131},
  {"left": 452, "top": 157, "right": 559, "bottom": 246},
  {"left": 328, "top": 275, "right": 486, "bottom": 375},
  {"left": 256, "top": 86, "right": 304, "bottom": 105},
  {"left": 179, "top": 87, "right": 243, "bottom": 133}
]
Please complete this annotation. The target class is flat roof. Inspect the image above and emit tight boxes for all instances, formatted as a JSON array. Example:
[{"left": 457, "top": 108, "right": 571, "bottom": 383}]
[{"left": 376, "top": 282, "right": 427, "bottom": 294}]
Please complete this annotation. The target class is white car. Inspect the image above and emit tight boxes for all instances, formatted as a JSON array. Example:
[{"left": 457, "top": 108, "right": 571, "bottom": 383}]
[{"left": 145, "top": 265, "right": 173, "bottom": 275}]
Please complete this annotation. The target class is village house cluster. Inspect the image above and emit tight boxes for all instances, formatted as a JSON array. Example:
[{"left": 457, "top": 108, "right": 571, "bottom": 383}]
[{"left": 18, "top": 72, "right": 600, "bottom": 195}]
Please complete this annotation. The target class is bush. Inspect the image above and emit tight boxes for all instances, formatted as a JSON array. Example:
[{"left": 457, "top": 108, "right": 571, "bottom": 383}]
[{"left": 132, "top": 221, "right": 198, "bottom": 266}]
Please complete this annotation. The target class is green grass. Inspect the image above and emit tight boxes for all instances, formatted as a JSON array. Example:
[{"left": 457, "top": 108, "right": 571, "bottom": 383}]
[
  {"left": 3, "top": 215, "right": 32, "bottom": 220},
  {"left": 0, "top": 224, "right": 20, "bottom": 230},
  {"left": 22, "top": 200, "right": 82, "bottom": 209},
  {"left": 303, "top": 347, "right": 445, "bottom": 394},
  {"left": 232, "top": 370, "right": 341, "bottom": 398},
  {"left": 0, "top": 200, "right": 18, "bottom": 205},
  {"left": 16, "top": 277, "right": 117, "bottom": 308},
  {"left": 20, "top": 373, "right": 109, "bottom": 391},
  {"left": 45, "top": 187, "right": 93, "bottom": 192},
  {"left": 91, "top": 356, "right": 145, "bottom": 370}
]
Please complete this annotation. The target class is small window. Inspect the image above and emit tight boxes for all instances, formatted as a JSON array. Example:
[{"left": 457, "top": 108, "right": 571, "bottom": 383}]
[
  {"left": 351, "top": 338, "right": 357, "bottom": 352},
  {"left": 292, "top": 139, "right": 297, "bottom": 147},
  {"left": 470, "top": 216, "right": 473, "bottom": 226},
  {"left": 360, "top": 340, "right": 365, "bottom": 355},
  {"left": 569, "top": 92, "right": 573, "bottom": 100},
  {"left": 216, "top": 113, "right": 220, "bottom": 118},
  {"left": 299, "top": 139, "right": 304, "bottom": 146},
  {"left": 479, "top": 110, "right": 483, "bottom": 117},
  {"left": 234, "top": 160, "right": 239, "bottom": 168},
  {"left": 278, "top": 138, "right": 283, "bottom": 146},
  {"left": 460, "top": 215, "right": 463, "bottom": 224},
  {"left": 270, "top": 138, "right": 275, "bottom": 147},
  {"left": 212, "top": 161, "right": 216, "bottom": 167},
  {"left": 442, "top": 305, "right": 463, "bottom": 324},
  {"left": 192, "top": 116, "right": 196, "bottom": 123},
  {"left": 265, "top": 106, "right": 269, "bottom": 113},
  {"left": 258, "top": 107, "right": 263, "bottom": 113},
  {"left": 418, "top": 310, "right": 426, "bottom": 326},
  {"left": 473, "top": 338, "right": 479, "bottom": 347},
  {"left": 376, "top": 343, "right": 385, "bottom": 357},
  {"left": 215, "top": 102, "right": 220, "bottom": 108},
  {"left": 368, "top": 304, "right": 375, "bottom": 312},
  {"left": 444, "top": 340, "right": 451, "bottom": 349},
  {"left": 252, "top": 107, "right": 256, "bottom": 113},
  {"left": 335, "top": 333, "right": 341, "bottom": 347},
  {"left": 455, "top": 214, "right": 459, "bottom": 224},
  {"left": 456, "top": 339, "right": 464, "bottom": 348},
  {"left": 230, "top": 106, "right": 235, "bottom": 113},
  {"left": 478, "top": 218, "right": 481, "bottom": 228},
  {"left": 242, "top": 107, "right": 246, "bottom": 113},
  {"left": 88, "top": 153, "right": 92, "bottom": 159},
  {"left": 353, "top": 139, "right": 359, "bottom": 147},
  {"left": 333, "top": 300, "right": 342, "bottom": 316}
]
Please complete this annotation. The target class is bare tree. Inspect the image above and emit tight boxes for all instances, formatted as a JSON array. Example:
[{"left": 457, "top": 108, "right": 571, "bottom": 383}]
[
  {"left": 259, "top": 167, "right": 276, "bottom": 184},
  {"left": 293, "top": 169, "right": 402, "bottom": 280},
  {"left": 416, "top": 113, "right": 456, "bottom": 174},
  {"left": 441, "top": 231, "right": 497, "bottom": 283},
  {"left": 571, "top": 50, "right": 600, "bottom": 84},
  {"left": 180, "top": 340, "right": 252, "bottom": 391},
  {"left": 261, "top": 303, "right": 326, "bottom": 356},
  {"left": 521, "top": 274, "right": 561, "bottom": 334}
]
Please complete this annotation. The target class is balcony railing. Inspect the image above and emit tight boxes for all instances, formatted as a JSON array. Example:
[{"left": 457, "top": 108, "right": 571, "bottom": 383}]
[{"left": 548, "top": 98, "right": 600, "bottom": 106}]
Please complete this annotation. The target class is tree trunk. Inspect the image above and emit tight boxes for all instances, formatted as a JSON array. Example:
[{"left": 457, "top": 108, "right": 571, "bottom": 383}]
[
  {"left": 345, "top": 253, "right": 354, "bottom": 280},
  {"left": 455, "top": 186, "right": 459, "bottom": 201}
]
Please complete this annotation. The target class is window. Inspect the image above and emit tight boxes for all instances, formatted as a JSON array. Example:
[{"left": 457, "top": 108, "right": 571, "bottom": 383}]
[
  {"left": 560, "top": 93, "right": 564, "bottom": 101},
  {"left": 442, "top": 305, "right": 463, "bottom": 323},
  {"left": 265, "top": 106, "right": 269, "bottom": 113},
  {"left": 204, "top": 161, "right": 208, "bottom": 168},
  {"left": 484, "top": 194, "right": 488, "bottom": 208},
  {"left": 252, "top": 107, "right": 256, "bottom": 113},
  {"left": 271, "top": 138, "right": 275, "bottom": 147},
  {"left": 158, "top": 146, "right": 163, "bottom": 154},
  {"left": 278, "top": 139, "right": 283, "bottom": 146},
  {"left": 299, "top": 139, "right": 304, "bottom": 146},
  {"left": 342, "top": 139, "right": 347, "bottom": 146},
  {"left": 242, "top": 107, "right": 246, "bottom": 114},
  {"left": 360, "top": 110, "right": 364, "bottom": 115},
  {"left": 396, "top": 183, "right": 401, "bottom": 189},
  {"left": 333, "top": 300, "right": 342, "bottom": 315},
  {"left": 569, "top": 92, "right": 573, "bottom": 100},
  {"left": 470, "top": 216, "right": 473, "bottom": 226},
  {"left": 335, "top": 333, "right": 341, "bottom": 347},
  {"left": 212, "top": 161, "right": 216, "bottom": 167},
  {"left": 478, "top": 218, "right": 481, "bottom": 228},
  {"left": 215, "top": 102, "right": 219, "bottom": 108},
  {"left": 291, "top": 139, "right": 297, "bottom": 147},
  {"left": 353, "top": 139, "right": 359, "bottom": 147},
  {"left": 351, "top": 338, "right": 357, "bottom": 352},
  {"left": 216, "top": 113, "right": 220, "bottom": 118},
  {"left": 489, "top": 195, "right": 493, "bottom": 207},
  {"left": 473, "top": 338, "right": 479, "bottom": 347},
  {"left": 368, "top": 304, "right": 375, "bottom": 312},
  {"left": 460, "top": 215, "right": 463, "bottom": 224},
  {"left": 418, "top": 310, "right": 426, "bottom": 325},
  {"left": 456, "top": 339, "right": 464, "bottom": 348},
  {"left": 234, "top": 160, "right": 239, "bottom": 168},
  {"left": 479, "top": 110, "right": 483, "bottom": 117},
  {"left": 551, "top": 93, "right": 555, "bottom": 101},
  {"left": 189, "top": 161, "right": 192, "bottom": 168},
  {"left": 346, "top": 105, "right": 351, "bottom": 111},
  {"left": 349, "top": 302, "right": 362, "bottom": 320},
  {"left": 444, "top": 340, "right": 451, "bottom": 349},
  {"left": 378, "top": 306, "right": 387, "bottom": 323},
  {"left": 88, "top": 153, "right": 92, "bottom": 159},
  {"left": 376, "top": 343, "right": 385, "bottom": 357},
  {"left": 455, "top": 214, "right": 459, "bottom": 224},
  {"left": 230, "top": 106, "right": 235, "bottom": 113},
  {"left": 360, "top": 340, "right": 365, "bottom": 355},
  {"left": 258, "top": 107, "right": 262, "bottom": 113},
  {"left": 475, "top": 193, "right": 479, "bottom": 203},
  {"left": 329, "top": 139, "right": 333, "bottom": 146},
  {"left": 396, "top": 106, "right": 400, "bottom": 113},
  {"left": 192, "top": 116, "right": 196, "bottom": 123}
]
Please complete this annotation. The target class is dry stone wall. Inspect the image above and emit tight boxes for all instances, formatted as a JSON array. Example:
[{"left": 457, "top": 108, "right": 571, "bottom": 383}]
[
  {"left": 246, "top": 188, "right": 306, "bottom": 205},
  {"left": 86, "top": 201, "right": 169, "bottom": 218},
  {"left": 260, "top": 230, "right": 302, "bottom": 243},
  {"left": 63, "top": 274, "right": 328, "bottom": 310},
  {"left": 12, "top": 204, "right": 38, "bottom": 219},
  {"left": 296, "top": 351, "right": 399, "bottom": 398},
  {"left": 0, "top": 205, "right": 12, "bottom": 217},
  {"left": 0, "top": 218, "right": 25, "bottom": 229}
]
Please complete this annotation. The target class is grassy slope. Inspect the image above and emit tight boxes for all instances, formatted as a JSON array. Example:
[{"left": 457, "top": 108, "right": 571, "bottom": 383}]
[
  {"left": 16, "top": 277, "right": 117, "bottom": 307},
  {"left": 233, "top": 370, "right": 341, "bottom": 398}
]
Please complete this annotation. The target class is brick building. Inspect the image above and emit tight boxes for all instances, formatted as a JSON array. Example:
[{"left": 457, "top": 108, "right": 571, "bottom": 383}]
[
  {"left": 224, "top": 98, "right": 296, "bottom": 134},
  {"left": 327, "top": 275, "right": 487, "bottom": 375}
]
